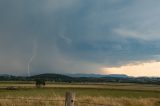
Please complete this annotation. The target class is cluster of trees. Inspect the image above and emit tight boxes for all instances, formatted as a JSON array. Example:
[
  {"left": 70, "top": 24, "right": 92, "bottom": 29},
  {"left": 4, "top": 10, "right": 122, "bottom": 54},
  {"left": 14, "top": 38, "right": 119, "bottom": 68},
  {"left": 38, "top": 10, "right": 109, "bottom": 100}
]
[{"left": 35, "top": 79, "right": 45, "bottom": 88}]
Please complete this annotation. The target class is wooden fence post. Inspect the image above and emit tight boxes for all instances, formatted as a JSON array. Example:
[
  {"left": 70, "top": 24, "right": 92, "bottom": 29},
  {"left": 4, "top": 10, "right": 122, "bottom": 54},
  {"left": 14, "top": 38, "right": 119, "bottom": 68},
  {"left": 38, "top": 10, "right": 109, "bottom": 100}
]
[{"left": 65, "top": 92, "right": 75, "bottom": 106}]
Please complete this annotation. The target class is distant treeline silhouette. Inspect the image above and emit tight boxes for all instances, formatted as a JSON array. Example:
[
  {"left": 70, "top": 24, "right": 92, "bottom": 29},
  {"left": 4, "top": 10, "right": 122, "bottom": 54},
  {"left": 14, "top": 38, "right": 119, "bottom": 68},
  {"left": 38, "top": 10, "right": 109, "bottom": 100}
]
[{"left": 0, "top": 73, "right": 160, "bottom": 85}]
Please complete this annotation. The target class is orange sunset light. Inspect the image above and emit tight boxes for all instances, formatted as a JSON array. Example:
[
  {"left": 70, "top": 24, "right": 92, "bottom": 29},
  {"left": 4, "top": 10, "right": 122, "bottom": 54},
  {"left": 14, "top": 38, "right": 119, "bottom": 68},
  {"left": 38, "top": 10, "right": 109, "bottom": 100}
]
[{"left": 102, "top": 61, "right": 160, "bottom": 77}]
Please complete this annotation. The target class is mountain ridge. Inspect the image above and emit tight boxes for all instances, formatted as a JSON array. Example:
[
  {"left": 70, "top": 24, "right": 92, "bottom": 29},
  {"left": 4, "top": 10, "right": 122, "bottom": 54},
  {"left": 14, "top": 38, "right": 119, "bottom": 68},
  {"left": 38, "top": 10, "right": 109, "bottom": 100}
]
[
  {"left": 65, "top": 73, "right": 129, "bottom": 78},
  {"left": 0, "top": 73, "right": 159, "bottom": 85}
]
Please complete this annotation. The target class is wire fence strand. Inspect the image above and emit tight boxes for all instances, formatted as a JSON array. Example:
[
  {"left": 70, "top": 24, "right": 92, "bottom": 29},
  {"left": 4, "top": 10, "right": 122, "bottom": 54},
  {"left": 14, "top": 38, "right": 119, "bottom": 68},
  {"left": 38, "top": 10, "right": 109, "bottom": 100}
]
[
  {"left": 0, "top": 97, "right": 117, "bottom": 106},
  {"left": 75, "top": 101, "right": 114, "bottom": 106},
  {"left": 0, "top": 97, "right": 65, "bottom": 102}
]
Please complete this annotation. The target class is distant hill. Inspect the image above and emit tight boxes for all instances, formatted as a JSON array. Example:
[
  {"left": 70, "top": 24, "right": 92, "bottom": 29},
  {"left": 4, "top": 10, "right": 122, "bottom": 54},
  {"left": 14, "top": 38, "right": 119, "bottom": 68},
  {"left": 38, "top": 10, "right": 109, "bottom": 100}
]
[
  {"left": 30, "top": 73, "right": 74, "bottom": 82},
  {"left": 103, "top": 74, "right": 129, "bottom": 78},
  {"left": 66, "top": 73, "right": 129, "bottom": 78},
  {"left": 0, "top": 74, "right": 11, "bottom": 77},
  {"left": 0, "top": 73, "right": 159, "bottom": 85}
]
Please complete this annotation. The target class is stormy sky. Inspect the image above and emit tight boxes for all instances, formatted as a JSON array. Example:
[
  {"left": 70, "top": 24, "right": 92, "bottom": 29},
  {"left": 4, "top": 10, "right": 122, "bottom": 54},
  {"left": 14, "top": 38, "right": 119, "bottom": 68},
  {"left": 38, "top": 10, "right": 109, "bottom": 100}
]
[{"left": 1, "top": 0, "right": 160, "bottom": 76}]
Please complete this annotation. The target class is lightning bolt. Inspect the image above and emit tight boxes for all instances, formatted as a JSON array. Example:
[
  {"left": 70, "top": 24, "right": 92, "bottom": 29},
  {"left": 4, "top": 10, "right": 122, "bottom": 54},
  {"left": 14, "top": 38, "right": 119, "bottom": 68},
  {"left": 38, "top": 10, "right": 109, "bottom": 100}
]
[{"left": 27, "top": 39, "right": 37, "bottom": 77}]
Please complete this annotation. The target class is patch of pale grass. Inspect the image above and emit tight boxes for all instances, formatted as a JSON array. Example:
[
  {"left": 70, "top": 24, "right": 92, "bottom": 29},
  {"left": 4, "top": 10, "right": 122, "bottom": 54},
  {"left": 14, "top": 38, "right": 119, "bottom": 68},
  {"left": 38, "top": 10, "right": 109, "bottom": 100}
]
[
  {"left": 0, "top": 96, "right": 65, "bottom": 106},
  {"left": 76, "top": 96, "right": 160, "bottom": 106},
  {"left": 0, "top": 96, "right": 159, "bottom": 106}
]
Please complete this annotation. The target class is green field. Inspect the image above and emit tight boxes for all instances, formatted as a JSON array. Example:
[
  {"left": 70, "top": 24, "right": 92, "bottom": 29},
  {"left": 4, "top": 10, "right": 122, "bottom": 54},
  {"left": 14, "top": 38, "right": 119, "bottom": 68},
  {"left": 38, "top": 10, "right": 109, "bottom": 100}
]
[
  {"left": 0, "top": 82, "right": 160, "bottom": 98},
  {"left": 0, "top": 82, "right": 160, "bottom": 106}
]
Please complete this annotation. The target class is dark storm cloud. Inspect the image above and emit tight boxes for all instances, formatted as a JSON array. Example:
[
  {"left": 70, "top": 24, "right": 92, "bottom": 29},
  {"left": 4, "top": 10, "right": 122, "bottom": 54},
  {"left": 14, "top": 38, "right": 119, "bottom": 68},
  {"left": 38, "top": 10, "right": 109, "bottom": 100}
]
[{"left": 1, "top": 0, "right": 160, "bottom": 75}]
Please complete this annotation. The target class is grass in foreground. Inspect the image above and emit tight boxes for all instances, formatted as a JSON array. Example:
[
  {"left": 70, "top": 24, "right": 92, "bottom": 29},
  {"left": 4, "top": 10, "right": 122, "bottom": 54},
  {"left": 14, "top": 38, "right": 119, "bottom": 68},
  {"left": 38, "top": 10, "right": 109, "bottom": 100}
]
[
  {"left": 0, "top": 82, "right": 160, "bottom": 106},
  {"left": 0, "top": 87, "right": 160, "bottom": 98},
  {"left": 0, "top": 97, "right": 159, "bottom": 106}
]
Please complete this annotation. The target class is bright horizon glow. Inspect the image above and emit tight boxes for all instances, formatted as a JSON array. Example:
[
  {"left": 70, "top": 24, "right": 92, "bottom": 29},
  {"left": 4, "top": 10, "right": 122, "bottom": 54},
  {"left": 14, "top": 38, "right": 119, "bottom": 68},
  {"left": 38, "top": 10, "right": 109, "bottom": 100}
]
[{"left": 101, "top": 61, "right": 160, "bottom": 77}]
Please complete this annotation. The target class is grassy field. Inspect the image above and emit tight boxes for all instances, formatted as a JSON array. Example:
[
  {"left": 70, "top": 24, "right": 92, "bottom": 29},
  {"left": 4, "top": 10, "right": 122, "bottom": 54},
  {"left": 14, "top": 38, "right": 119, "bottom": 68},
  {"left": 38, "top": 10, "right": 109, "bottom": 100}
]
[{"left": 0, "top": 82, "right": 160, "bottom": 106}]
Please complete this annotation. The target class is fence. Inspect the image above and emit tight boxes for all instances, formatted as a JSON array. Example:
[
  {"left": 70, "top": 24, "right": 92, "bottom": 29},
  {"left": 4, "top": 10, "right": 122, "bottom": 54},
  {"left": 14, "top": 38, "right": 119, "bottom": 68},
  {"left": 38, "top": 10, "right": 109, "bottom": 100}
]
[{"left": 0, "top": 92, "right": 114, "bottom": 106}]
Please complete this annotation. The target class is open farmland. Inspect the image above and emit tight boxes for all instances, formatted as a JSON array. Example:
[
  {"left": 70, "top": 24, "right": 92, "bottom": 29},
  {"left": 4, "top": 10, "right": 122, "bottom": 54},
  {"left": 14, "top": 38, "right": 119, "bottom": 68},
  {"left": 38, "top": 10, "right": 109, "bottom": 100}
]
[{"left": 0, "top": 82, "right": 160, "bottom": 106}]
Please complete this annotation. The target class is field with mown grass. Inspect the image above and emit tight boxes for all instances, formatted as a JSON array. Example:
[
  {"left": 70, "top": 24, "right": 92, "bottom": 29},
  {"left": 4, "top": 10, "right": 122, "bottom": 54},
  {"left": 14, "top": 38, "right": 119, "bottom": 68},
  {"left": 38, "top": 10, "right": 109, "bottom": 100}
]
[{"left": 0, "top": 82, "right": 160, "bottom": 106}]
